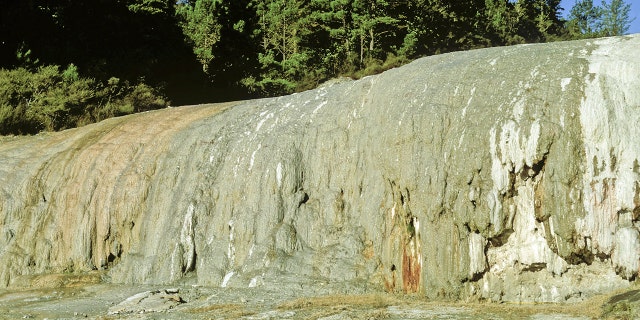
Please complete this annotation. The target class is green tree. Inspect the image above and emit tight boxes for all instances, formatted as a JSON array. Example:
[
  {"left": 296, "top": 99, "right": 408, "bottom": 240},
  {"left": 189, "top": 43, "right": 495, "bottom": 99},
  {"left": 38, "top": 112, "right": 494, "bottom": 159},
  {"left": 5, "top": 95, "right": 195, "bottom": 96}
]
[
  {"left": 243, "top": 0, "right": 314, "bottom": 95},
  {"left": 509, "top": 0, "right": 564, "bottom": 43},
  {"left": 176, "top": 0, "right": 223, "bottom": 73},
  {"left": 566, "top": 0, "right": 633, "bottom": 38},
  {"left": 485, "top": 0, "right": 515, "bottom": 43},
  {"left": 402, "top": 0, "right": 491, "bottom": 55},
  {"left": 567, "top": 0, "right": 603, "bottom": 38},
  {"left": 210, "top": 0, "right": 262, "bottom": 99},
  {"left": 350, "top": 0, "right": 399, "bottom": 64},
  {"left": 307, "top": 0, "right": 357, "bottom": 76},
  {"left": 600, "top": 0, "right": 634, "bottom": 36},
  {"left": 176, "top": 0, "right": 261, "bottom": 99}
]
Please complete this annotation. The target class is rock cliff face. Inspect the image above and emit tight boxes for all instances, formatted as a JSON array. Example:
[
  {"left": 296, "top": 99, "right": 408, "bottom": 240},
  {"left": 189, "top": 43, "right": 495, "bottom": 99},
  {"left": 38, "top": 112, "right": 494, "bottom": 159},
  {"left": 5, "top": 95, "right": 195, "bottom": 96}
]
[{"left": 1, "top": 35, "right": 639, "bottom": 302}]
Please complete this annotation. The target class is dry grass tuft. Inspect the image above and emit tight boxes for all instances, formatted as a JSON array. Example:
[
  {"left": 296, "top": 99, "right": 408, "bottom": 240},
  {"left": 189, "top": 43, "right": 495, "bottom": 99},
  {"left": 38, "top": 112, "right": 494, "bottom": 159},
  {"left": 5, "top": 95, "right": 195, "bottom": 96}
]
[
  {"left": 278, "top": 293, "right": 397, "bottom": 310},
  {"left": 464, "top": 285, "right": 640, "bottom": 319},
  {"left": 8, "top": 271, "right": 104, "bottom": 289},
  {"left": 186, "top": 303, "right": 254, "bottom": 317}
]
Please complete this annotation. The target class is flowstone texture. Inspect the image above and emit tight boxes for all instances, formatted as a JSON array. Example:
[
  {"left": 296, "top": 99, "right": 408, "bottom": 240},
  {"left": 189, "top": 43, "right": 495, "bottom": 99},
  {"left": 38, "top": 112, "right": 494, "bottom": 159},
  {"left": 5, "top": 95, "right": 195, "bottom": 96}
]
[{"left": 1, "top": 35, "right": 640, "bottom": 302}]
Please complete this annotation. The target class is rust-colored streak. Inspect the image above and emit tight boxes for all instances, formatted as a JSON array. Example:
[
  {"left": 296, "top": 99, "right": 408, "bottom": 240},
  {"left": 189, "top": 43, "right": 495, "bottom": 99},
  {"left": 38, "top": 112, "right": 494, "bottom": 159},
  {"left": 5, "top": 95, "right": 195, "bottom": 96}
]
[
  {"left": 383, "top": 270, "right": 396, "bottom": 292},
  {"left": 402, "top": 245, "right": 421, "bottom": 293}
]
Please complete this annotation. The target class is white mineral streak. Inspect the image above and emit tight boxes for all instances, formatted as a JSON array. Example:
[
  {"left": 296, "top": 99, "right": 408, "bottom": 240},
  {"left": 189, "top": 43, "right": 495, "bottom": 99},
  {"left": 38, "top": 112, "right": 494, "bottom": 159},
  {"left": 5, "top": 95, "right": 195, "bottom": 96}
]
[
  {"left": 487, "top": 181, "right": 567, "bottom": 275},
  {"left": 488, "top": 119, "right": 541, "bottom": 234},
  {"left": 228, "top": 220, "right": 236, "bottom": 266},
  {"left": 613, "top": 228, "right": 640, "bottom": 279},
  {"left": 415, "top": 218, "right": 423, "bottom": 269},
  {"left": 221, "top": 271, "right": 234, "bottom": 288},
  {"left": 489, "top": 127, "right": 506, "bottom": 233},
  {"left": 512, "top": 93, "right": 525, "bottom": 120},
  {"left": 313, "top": 100, "right": 328, "bottom": 114},
  {"left": 249, "top": 143, "right": 261, "bottom": 171},
  {"left": 539, "top": 286, "right": 561, "bottom": 302},
  {"left": 248, "top": 276, "right": 259, "bottom": 288},
  {"left": 276, "top": 162, "right": 283, "bottom": 187},
  {"left": 391, "top": 203, "right": 396, "bottom": 220},
  {"left": 180, "top": 203, "right": 196, "bottom": 272},
  {"left": 488, "top": 108, "right": 566, "bottom": 275},
  {"left": 499, "top": 121, "right": 537, "bottom": 175},
  {"left": 256, "top": 112, "right": 273, "bottom": 132},
  {"left": 462, "top": 87, "right": 476, "bottom": 117},
  {"left": 560, "top": 78, "right": 572, "bottom": 91},
  {"left": 576, "top": 36, "right": 640, "bottom": 277},
  {"left": 468, "top": 233, "right": 487, "bottom": 277}
]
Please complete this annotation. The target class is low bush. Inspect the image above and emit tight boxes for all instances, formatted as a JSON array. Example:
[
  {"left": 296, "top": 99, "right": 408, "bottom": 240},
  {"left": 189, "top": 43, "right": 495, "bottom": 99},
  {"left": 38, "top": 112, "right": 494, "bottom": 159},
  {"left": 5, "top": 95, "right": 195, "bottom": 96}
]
[{"left": 0, "top": 64, "right": 168, "bottom": 135}]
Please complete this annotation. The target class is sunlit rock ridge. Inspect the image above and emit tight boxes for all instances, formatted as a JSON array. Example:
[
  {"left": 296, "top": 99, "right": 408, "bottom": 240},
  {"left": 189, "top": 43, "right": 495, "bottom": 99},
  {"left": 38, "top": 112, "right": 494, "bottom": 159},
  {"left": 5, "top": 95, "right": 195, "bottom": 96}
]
[{"left": 1, "top": 35, "right": 639, "bottom": 302}]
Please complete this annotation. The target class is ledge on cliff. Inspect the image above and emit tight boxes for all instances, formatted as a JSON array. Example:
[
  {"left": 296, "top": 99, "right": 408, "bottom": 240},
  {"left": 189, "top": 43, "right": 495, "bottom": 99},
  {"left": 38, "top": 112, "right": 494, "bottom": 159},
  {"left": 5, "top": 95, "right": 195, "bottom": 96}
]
[{"left": 1, "top": 35, "right": 640, "bottom": 302}]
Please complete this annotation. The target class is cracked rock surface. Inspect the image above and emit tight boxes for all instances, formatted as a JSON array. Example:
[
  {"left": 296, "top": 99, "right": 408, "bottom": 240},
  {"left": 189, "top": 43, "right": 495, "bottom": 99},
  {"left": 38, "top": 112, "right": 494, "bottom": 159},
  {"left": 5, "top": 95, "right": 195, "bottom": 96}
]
[{"left": 1, "top": 35, "right": 640, "bottom": 303}]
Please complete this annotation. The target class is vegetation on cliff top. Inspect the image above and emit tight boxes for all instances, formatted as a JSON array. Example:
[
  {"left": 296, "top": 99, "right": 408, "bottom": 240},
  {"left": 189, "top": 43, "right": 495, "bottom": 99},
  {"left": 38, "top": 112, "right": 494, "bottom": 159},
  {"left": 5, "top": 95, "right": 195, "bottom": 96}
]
[{"left": 0, "top": 0, "right": 634, "bottom": 135}]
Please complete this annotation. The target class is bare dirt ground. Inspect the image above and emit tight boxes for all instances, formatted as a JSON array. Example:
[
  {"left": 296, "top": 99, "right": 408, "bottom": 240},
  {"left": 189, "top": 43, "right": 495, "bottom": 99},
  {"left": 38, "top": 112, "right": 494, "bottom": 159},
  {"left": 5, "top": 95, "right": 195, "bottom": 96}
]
[{"left": 0, "top": 272, "right": 623, "bottom": 320}]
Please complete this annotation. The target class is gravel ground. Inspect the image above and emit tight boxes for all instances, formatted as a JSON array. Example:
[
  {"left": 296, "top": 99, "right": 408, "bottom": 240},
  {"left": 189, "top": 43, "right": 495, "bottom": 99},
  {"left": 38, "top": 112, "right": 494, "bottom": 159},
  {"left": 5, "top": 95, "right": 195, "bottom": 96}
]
[{"left": 0, "top": 281, "right": 606, "bottom": 320}]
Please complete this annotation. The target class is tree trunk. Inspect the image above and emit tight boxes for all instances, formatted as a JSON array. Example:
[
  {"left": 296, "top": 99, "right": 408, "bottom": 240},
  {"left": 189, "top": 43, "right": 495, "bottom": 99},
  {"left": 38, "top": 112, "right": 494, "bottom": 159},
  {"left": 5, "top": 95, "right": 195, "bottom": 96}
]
[
  {"left": 369, "top": 28, "right": 374, "bottom": 56},
  {"left": 360, "top": 33, "right": 364, "bottom": 64}
]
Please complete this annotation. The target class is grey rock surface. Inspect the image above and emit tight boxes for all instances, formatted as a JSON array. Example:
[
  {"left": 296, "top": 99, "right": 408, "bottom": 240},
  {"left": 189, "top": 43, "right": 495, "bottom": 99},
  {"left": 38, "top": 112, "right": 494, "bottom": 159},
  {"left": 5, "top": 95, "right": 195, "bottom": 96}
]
[
  {"left": 107, "top": 289, "right": 184, "bottom": 315},
  {"left": 1, "top": 35, "right": 640, "bottom": 303},
  {"left": 601, "top": 289, "right": 640, "bottom": 318},
  {"left": 0, "top": 282, "right": 598, "bottom": 319}
]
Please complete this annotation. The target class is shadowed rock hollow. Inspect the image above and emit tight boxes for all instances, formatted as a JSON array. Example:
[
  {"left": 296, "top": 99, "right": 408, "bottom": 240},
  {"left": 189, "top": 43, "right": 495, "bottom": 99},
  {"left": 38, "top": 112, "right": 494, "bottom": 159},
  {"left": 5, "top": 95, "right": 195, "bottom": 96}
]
[{"left": 1, "top": 35, "right": 639, "bottom": 303}]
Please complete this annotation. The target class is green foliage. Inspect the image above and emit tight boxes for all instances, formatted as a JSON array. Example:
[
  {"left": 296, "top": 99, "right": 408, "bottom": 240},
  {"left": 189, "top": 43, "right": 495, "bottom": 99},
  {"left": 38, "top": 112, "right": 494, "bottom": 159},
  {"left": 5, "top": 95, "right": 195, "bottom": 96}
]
[
  {"left": 0, "top": 0, "right": 621, "bottom": 134},
  {"left": 244, "top": 0, "right": 409, "bottom": 95},
  {"left": 176, "top": 0, "right": 223, "bottom": 72},
  {"left": 600, "top": 0, "right": 634, "bottom": 36},
  {"left": 350, "top": 0, "right": 400, "bottom": 63},
  {"left": 128, "top": 0, "right": 173, "bottom": 15},
  {"left": 244, "top": 0, "right": 313, "bottom": 95},
  {"left": 568, "top": 0, "right": 604, "bottom": 37},
  {"left": 396, "top": 32, "right": 418, "bottom": 59},
  {"left": 1, "top": 0, "right": 207, "bottom": 104},
  {"left": 62, "top": 63, "right": 80, "bottom": 82},
  {"left": 15, "top": 45, "right": 41, "bottom": 70},
  {"left": 0, "top": 65, "right": 167, "bottom": 135},
  {"left": 567, "top": 0, "right": 634, "bottom": 38}
]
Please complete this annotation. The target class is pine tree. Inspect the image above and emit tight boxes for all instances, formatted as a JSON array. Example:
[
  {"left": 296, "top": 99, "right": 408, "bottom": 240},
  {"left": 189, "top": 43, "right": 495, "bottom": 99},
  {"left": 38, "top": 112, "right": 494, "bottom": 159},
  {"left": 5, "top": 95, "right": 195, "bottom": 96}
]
[
  {"left": 403, "top": 0, "right": 491, "bottom": 54},
  {"left": 600, "top": 0, "right": 634, "bottom": 36},
  {"left": 350, "top": 0, "right": 399, "bottom": 64},
  {"left": 566, "top": 0, "right": 633, "bottom": 38},
  {"left": 567, "top": 0, "right": 603, "bottom": 37},
  {"left": 176, "top": 0, "right": 224, "bottom": 73},
  {"left": 510, "top": 0, "right": 563, "bottom": 43},
  {"left": 307, "top": 0, "right": 356, "bottom": 76},
  {"left": 245, "top": 0, "right": 313, "bottom": 95},
  {"left": 485, "top": 0, "right": 512, "bottom": 41}
]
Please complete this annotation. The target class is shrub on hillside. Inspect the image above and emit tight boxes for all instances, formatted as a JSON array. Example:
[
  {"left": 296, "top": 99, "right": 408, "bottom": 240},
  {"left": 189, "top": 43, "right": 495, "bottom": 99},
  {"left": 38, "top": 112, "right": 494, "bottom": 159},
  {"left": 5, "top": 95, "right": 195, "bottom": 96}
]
[{"left": 0, "top": 65, "right": 167, "bottom": 135}]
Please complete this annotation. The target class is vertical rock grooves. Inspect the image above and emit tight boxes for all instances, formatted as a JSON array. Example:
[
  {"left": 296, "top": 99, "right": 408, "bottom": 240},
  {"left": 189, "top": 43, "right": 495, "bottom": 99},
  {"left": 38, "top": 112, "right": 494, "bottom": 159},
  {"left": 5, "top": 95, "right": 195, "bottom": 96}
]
[{"left": 1, "top": 35, "right": 640, "bottom": 302}]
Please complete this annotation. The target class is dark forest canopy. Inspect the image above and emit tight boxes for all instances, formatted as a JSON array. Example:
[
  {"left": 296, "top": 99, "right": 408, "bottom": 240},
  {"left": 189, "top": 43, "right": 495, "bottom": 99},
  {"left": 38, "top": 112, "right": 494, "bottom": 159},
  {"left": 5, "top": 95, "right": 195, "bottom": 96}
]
[{"left": 0, "top": 0, "right": 634, "bottom": 135}]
